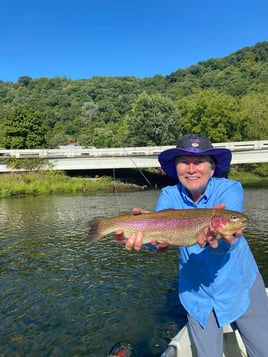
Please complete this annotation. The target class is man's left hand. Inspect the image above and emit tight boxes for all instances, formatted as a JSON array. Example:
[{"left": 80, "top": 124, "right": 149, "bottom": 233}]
[{"left": 197, "top": 203, "right": 243, "bottom": 249}]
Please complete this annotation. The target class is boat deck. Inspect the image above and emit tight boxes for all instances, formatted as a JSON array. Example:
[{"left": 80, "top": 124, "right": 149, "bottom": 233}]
[{"left": 161, "top": 288, "right": 268, "bottom": 357}]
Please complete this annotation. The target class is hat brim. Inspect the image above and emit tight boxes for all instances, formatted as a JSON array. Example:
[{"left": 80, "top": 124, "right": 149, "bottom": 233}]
[{"left": 158, "top": 147, "right": 232, "bottom": 179}]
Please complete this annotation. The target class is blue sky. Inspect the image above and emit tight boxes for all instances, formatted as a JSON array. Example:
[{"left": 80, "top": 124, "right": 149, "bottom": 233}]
[{"left": 1, "top": 0, "right": 267, "bottom": 82}]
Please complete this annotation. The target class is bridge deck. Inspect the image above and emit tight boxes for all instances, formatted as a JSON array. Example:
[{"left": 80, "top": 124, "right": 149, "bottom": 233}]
[{"left": 0, "top": 140, "right": 267, "bottom": 172}]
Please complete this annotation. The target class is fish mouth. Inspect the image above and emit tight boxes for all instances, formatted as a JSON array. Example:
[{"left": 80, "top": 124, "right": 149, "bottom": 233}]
[
  {"left": 240, "top": 217, "right": 249, "bottom": 229},
  {"left": 242, "top": 218, "right": 249, "bottom": 225}
]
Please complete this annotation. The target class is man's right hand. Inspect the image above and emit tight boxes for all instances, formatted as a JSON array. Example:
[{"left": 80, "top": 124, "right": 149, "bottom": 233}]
[
  {"left": 114, "top": 208, "right": 148, "bottom": 250},
  {"left": 114, "top": 208, "right": 169, "bottom": 251}
]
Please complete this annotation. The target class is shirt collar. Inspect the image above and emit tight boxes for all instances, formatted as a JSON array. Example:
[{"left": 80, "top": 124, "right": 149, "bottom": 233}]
[{"left": 178, "top": 178, "right": 213, "bottom": 206}]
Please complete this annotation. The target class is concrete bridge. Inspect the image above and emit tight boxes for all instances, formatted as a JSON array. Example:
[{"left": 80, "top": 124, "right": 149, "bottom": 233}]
[{"left": 0, "top": 140, "right": 267, "bottom": 172}]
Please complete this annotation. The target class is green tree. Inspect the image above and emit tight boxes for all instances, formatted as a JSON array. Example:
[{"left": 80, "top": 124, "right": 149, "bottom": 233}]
[
  {"left": 17, "top": 75, "right": 32, "bottom": 87},
  {"left": 240, "top": 92, "right": 268, "bottom": 139},
  {"left": 177, "top": 89, "right": 248, "bottom": 142},
  {"left": 80, "top": 101, "right": 99, "bottom": 124},
  {"left": 125, "top": 92, "right": 181, "bottom": 146},
  {"left": 91, "top": 127, "right": 114, "bottom": 147},
  {"left": 2, "top": 106, "right": 46, "bottom": 149}
]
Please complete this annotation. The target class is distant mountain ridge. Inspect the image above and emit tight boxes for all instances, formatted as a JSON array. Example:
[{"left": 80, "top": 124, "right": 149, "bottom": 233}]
[{"left": 0, "top": 41, "right": 267, "bottom": 150}]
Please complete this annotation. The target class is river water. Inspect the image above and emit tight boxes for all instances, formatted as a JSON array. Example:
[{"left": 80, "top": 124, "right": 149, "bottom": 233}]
[{"left": 0, "top": 188, "right": 267, "bottom": 357}]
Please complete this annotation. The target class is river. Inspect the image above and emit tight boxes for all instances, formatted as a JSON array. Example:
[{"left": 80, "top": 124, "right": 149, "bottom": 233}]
[{"left": 0, "top": 188, "right": 267, "bottom": 356}]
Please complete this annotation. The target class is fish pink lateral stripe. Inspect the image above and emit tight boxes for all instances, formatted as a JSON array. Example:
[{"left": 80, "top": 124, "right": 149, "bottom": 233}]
[{"left": 122, "top": 217, "right": 210, "bottom": 229}]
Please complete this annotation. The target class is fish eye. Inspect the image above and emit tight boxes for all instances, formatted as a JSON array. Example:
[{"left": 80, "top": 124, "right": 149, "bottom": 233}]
[{"left": 231, "top": 215, "right": 239, "bottom": 221}]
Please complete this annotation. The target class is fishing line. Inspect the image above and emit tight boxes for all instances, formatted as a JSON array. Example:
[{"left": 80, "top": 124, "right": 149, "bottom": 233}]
[
  {"left": 112, "top": 167, "right": 123, "bottom": 212},
  {"left": 126, "top": 154, "right": 154, "bottom": 189},
  {"left": 111, "top": 147, "right": 159, "bottom": 212}
]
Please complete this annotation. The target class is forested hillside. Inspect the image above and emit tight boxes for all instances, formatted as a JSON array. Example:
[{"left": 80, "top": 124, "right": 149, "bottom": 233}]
[{"left": 0, "top": 41, "right": 267, "bottom": 149}]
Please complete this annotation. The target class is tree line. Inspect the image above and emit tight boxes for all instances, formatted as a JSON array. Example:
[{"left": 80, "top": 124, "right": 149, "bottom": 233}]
[{"left": 0, "top": 41, "right": 267, "bottom": 150}]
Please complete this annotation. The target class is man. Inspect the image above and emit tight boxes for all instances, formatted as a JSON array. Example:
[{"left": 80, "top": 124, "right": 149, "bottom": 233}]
[{"left": 117, "top": 134, "right": 268, "bottom": 357}]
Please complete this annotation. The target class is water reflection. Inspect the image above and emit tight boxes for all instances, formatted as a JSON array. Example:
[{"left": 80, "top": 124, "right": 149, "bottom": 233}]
[
  {"left": 244, "top": 189, "right": 268, "bottom": 281},
  {"left": 0, "top": 189, "right": 267, "bottom": 356}
]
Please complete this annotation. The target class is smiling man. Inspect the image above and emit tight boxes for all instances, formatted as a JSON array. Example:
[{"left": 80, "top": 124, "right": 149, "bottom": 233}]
[
  {"left": 175, "top": 155, "right": 215, "bottom": 203},
  {"left": 119, "top": 133, "right": 268, "bottom": 357}
]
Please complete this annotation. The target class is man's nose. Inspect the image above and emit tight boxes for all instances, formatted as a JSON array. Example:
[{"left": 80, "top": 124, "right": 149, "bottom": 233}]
[{"left": 188, "top": 163, "right": 197, "bottom": 173}]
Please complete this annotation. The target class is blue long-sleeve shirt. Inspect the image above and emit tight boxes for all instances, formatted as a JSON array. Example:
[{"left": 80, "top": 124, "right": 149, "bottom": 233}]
[{"left": 155, "top": 177, "right": 259, "bottom": 328}]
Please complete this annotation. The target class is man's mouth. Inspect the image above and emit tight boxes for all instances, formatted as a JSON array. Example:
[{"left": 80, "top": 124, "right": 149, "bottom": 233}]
[{"left": 185, "top": 175, "right": 200, "bottom": 180}]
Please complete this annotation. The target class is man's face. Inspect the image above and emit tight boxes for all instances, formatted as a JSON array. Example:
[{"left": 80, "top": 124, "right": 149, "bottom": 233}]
[{"left": 175, "top": 155, "right": 215, "bottom": 200}]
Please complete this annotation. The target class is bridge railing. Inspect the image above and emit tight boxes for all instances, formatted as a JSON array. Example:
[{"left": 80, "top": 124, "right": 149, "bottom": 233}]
[{"left": 0, "top": 140, "right": 267, "bottom": 159}]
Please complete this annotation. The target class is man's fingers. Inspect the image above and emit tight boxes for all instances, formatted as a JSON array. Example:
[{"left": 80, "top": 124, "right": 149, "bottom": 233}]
[
  {"left": 125, "top": 232, "right": 143, "bottom": 251},
  {"left": 114, "top": 229, "right": 127, "bottom": 243},
  {"left": 207, "top": 237, "right": 219, "bottom": 248},
  {"left": 197, "top": 228, "right": 219, "bottom": 249},
  {"left": 197, "top": 234, "right": 206, "bottom": 247},
  {"left": 212, "top": 203, "right": 225, "bottom": 210},
  {"left": 115, "top": 228, "right": 123, "bottom": 236},
  {"left": 132, "top": 208, "right": 150, "bottom": 215},
  {"left": 234, "top": 229, "right": 243, "bottom": 238}
]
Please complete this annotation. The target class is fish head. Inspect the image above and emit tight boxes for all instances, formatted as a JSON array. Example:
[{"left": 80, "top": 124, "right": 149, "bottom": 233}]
[
  {"left": 108, "top": 341, "right": 136, "bottom": 357},
  {"left": 211, "top": 211, "right": 249, "bottom": 235}
]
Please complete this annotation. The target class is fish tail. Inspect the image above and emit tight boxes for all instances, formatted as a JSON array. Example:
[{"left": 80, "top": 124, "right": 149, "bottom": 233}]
[{"left": 88, "top": 217, "right": 106, "bottom": 245}]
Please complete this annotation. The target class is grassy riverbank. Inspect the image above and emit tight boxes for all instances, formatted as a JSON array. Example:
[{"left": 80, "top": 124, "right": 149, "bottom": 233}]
[
  {"left": 0, "top": 171, "right": 142, "bottom": 198},
  {"left": 229, "top": 171, "right": 268, "bottom": 187},
  {"left": 0, "top": 168, "right": 266, "bottom": 198},
  {"left": 229, "top": 164, "right": 268, "bottom": 188}
]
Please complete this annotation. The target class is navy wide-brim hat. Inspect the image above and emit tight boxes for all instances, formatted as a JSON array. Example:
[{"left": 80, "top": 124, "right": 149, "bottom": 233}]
[{"left": 158, "top": 134, "right": 232, "bottom": 179}]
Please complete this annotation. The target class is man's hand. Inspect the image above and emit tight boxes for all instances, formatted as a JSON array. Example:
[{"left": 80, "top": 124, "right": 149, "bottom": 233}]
[
  {"left": 197, "top": 203, "right": 243, "bottom": 249},
  {"left": 114, "top": 208, "right": 148, "bottom": 250},
  {"left": 114, "top": 208, "right": 169, "bottom": 251}
]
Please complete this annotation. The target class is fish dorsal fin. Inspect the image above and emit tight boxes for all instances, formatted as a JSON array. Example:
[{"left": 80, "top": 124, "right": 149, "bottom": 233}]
[{"left": 118, "top": 211, "right": 131, "bottom": 216}]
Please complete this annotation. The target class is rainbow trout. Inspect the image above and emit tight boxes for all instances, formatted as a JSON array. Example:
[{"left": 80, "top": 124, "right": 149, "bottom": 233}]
[{"left": 88, "top": 208, "right": 248, "bottom": 247}]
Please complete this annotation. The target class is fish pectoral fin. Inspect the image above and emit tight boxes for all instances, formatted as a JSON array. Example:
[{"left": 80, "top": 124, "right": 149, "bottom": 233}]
[{"left": 113, "top": 235, "right": 127, "bottom": 243}]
